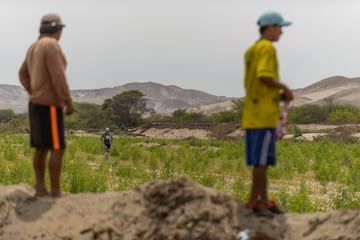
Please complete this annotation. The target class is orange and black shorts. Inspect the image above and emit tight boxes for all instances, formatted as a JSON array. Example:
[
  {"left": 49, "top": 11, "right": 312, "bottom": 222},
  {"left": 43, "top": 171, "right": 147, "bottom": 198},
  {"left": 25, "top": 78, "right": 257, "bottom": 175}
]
[{"left": 29, "top": 103, "right": 65, "bottom": 150}]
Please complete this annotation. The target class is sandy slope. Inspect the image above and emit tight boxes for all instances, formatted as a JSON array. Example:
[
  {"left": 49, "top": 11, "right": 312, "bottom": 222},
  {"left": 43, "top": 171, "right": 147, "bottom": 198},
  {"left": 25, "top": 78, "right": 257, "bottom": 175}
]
[{"left": 1, "top": 177, "right": 360, "bottom": 240}]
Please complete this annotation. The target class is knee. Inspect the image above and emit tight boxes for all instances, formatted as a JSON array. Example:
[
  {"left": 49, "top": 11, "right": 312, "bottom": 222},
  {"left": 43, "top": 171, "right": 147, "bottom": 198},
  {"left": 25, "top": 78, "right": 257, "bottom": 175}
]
[{"left": 52, "top": 148, "right": 65, "bottom": 156}]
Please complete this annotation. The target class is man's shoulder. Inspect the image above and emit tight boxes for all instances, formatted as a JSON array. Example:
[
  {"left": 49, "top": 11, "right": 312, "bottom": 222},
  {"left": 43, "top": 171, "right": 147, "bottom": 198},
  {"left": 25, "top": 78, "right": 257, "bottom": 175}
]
[
  {"left": 38, "top": 36, "right": 58, "bottom": 44},
  {"left": 37, "top": 37, "right": 60, "bottom": 50}
]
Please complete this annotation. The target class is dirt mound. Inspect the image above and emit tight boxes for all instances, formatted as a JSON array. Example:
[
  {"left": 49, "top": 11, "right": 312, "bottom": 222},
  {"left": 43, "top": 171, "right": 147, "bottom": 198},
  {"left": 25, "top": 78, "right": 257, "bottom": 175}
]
[
  {"left": 84, "top": 176, "right": 253, "bottom": 240},
  {"left": 1, "top": 177, "right": 360, "bottom": 239}
]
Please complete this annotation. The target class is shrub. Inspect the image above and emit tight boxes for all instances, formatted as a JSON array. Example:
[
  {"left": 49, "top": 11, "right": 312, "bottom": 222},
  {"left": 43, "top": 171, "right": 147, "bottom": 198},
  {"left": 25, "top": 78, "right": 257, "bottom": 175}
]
[{"left": 327, "top": 109, "right": 360, "bottom": 123}]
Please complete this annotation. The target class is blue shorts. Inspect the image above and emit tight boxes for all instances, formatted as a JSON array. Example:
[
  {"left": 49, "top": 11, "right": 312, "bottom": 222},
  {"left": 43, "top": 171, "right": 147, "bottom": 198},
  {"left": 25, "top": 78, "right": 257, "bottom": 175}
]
[{"left": 245, "top": 128, "right": 276, "bottom": 166}]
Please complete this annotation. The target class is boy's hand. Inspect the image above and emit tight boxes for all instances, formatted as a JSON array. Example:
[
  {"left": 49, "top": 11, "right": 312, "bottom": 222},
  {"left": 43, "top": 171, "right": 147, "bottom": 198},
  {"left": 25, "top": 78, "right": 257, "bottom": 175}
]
[{"left": 282, "top": 86, "right": 293, "bottom": 102}]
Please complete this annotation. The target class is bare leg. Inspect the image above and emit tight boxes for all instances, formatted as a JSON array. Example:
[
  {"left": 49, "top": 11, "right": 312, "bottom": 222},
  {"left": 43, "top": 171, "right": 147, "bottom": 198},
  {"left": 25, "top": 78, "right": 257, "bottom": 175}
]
[
  {"left": 33, "top": 149, "right": 49, "bottom": 196},
  {"left": 259, "top": 166, "right": 269, "bottom": 204},
  {"left": 48, "top": 148, "right": 64, "bottom": 197},
  {"left": 105, "top": 146, "right": 110, "bottom": 160},
  {"left": 249, "top": 166, "right": 268, "bottom": 204}
]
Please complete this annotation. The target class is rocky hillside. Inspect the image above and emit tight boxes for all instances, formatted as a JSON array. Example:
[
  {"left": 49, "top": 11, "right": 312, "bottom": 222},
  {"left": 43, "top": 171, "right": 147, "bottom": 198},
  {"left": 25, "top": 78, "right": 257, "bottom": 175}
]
[
  {"left": 293, "top": 76, "right": 360, "bottom": 107},
  {"left": 0, "top": 85, "right": 28, "bottom": 114},
  {"left": 194, "top": 76, "right": 360, "bottom": 114},
  {"left": 2, "top": 76, "right": 360, "bottom": 114},
  {"left": 0, "top": 82, "right": 229, "bottom": 114},
  {"left": 72, "top": 82, "right": 230, "bottom": 114}
]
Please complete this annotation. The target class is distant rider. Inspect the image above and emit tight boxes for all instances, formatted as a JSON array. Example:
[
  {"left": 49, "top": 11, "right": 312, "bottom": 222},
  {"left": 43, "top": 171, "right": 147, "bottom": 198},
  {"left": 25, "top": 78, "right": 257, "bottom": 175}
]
[{"left": 101, "top": 128, "right": 113, "bottom": 157}]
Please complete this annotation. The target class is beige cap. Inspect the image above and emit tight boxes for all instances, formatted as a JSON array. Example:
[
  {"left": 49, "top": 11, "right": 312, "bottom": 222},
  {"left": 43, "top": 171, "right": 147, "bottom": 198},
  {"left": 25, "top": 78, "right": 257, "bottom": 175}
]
[{"left": 40, "top": 13, "right": 65, "bottom": 28}]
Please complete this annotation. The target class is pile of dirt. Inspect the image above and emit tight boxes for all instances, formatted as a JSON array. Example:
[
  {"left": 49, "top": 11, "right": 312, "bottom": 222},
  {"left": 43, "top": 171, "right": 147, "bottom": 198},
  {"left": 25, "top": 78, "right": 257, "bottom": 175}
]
[{"left": 1, "top": 177, "right": 360, "bottom": 240}]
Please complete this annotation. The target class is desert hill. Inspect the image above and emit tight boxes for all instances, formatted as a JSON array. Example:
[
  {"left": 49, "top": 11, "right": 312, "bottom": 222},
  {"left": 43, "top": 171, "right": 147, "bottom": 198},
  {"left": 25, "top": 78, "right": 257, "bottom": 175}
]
[
  {"left": 192, "top": 76, "right": 360, "bottom": 114},
  {"left": 1, "top": 177, "right": 359, "bottom": 240},
  {"left": 292, "top": 76, "right": 360, "bottom": 107},
  {"left": 0, "top": 82, "right": 229, "bottom": 114},
  {"left": 0, "top": 85, "right": 28, "bottom": 114},
  {"left": 2, "top": 76, "right": 360, "bottom": 114}
]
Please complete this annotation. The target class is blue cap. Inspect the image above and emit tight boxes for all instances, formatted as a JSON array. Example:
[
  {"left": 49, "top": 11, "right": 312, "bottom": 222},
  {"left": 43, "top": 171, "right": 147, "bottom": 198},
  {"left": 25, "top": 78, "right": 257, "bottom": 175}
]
[{"left": 257, "top": 11, "right": 292, "bottom": 27}]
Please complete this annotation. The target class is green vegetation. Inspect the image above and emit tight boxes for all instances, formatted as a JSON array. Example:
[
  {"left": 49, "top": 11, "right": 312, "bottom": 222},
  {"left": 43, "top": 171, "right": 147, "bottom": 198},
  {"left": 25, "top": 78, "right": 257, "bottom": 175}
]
[
  {"left": 1, "top": 133, "right": 360, "bottom": 213},
  {"left": 2, "top": 95, "right": 360, "bottom": 213},
  {"left": 287, "top": 104, "right": 360, "bottom": 124},
  {"left": 2, "top": 99, "right": 360, "bottom": 133}
]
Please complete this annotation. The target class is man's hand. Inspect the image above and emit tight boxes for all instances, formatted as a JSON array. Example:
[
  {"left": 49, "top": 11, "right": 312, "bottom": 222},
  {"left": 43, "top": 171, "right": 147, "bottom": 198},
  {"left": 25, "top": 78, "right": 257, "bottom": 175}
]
[{"left": 65, "top": 101, "right": 74, "bottom": 115}]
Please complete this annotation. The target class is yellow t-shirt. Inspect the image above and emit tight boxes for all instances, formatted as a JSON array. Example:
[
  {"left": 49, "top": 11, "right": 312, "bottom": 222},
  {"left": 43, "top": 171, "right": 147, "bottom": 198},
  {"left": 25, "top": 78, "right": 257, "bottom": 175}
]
[{"left": 242, "top": 39, "right": 281, "bottom": 129}]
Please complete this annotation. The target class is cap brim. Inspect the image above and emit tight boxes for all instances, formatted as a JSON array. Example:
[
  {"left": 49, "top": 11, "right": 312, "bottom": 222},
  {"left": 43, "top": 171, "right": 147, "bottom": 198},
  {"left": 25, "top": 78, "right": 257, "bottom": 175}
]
[{"left": 280, "top": 21, "right": 292, "bottom": 27}]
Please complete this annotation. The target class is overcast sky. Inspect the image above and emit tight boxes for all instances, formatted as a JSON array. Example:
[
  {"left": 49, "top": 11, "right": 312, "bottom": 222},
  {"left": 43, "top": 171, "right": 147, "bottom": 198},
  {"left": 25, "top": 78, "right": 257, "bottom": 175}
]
[{"left": 1, "top": 0, "right": 359, "bottom": 97}]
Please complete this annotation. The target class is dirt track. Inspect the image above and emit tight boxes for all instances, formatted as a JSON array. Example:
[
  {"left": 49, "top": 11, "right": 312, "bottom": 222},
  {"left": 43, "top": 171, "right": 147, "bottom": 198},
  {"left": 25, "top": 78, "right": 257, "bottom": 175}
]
[{"left": 126, "top": 122, "right": 360, "bottom": 142}]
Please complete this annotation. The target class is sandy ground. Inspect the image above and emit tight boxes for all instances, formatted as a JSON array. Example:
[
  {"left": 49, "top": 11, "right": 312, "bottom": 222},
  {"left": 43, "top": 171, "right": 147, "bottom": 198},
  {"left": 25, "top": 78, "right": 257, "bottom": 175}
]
[
  {"left": 2, "top": 124, "right": 360, "bottom": 240},
  {"left": 1, "top": 177, "right": 360, "bottom": 240}
]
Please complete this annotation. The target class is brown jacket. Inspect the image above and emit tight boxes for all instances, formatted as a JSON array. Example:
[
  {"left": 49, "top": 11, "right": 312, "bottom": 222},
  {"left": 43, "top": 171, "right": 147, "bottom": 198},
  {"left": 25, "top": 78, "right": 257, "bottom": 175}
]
[{"left": 19, "top": 35, "right": 72, "bottom": 107}]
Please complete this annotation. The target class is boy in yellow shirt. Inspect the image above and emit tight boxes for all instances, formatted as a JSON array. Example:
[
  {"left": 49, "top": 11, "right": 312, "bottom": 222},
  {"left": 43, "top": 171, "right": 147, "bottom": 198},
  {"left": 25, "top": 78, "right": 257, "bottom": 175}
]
[{"left": 242, "top": 11, "right": 293, "bottom": 217}]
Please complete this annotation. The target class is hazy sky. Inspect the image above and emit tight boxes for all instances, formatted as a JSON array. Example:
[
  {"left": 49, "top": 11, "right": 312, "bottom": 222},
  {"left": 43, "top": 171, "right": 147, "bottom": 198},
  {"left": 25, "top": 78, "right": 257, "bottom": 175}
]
[{"left": 1, "top": 0, "right": 359, "bottom": 97}]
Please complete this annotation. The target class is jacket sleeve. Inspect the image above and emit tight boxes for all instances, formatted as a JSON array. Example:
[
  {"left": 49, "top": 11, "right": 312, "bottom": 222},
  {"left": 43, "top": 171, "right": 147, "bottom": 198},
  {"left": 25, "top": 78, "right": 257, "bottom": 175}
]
[
  {"left": 18, "top": 60, "right": 31, "bottom": 94},
  {"left": 45, "top": 41, "right": 72, "bottom": 106}
]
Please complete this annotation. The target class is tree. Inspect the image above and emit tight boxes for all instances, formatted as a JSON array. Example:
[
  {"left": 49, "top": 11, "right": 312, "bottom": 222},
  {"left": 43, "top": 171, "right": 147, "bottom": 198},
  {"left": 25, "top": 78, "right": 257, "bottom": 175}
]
[
  {"left": 287, "top": 103, "right": 360, "bottom": 124},
  {"left": 167, "top": 109, "right": 208, "bottom": 123},
  {"left": 0, "top": 109, "right": 16, "bottom": 123},
  {"left": 287, "top": 104, "right": 327, "bottom": 124},
  {"left": 326, "top": 105, "right": 360, "bottom": 123},
  {"left": 210, "top": 110, "right": 237, "bottom": 123},
  {"left": 327, "top": 109, "right": 360, "bottom": 123},
  {"left": 65, "top": 102, "right": 109, "bottom": 130},
  {"left": 102, "top": 90, "right": 150, "bottom": 127}
]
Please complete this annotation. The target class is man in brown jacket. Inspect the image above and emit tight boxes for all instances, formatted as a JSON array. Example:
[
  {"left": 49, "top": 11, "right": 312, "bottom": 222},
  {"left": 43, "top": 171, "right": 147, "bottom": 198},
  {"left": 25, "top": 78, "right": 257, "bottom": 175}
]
[{"left": 19, "top": 13, "right": 73, "bottom": 198}]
